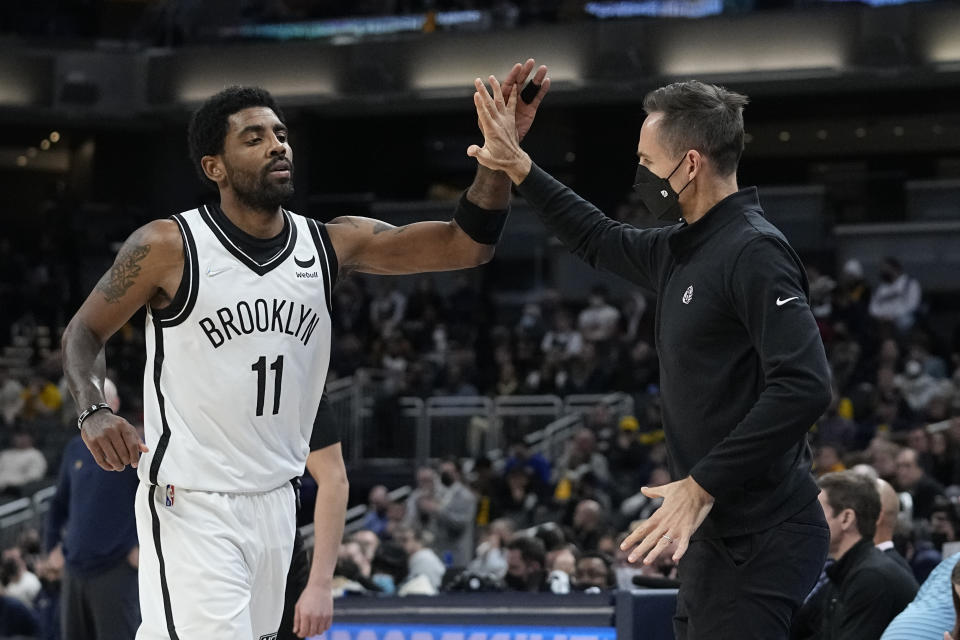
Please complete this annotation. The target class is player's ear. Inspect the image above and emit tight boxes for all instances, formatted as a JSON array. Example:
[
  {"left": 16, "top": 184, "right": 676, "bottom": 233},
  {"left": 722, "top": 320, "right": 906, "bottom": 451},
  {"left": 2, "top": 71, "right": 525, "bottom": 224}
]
[{"left": 201, "top": 156, "right": 223, "bottom": 183}]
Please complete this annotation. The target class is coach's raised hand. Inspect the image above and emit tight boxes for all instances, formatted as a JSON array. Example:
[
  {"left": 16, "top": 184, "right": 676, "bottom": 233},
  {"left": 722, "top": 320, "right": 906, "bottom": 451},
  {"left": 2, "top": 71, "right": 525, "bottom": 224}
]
[
  {"left": 468, "top": 60, "right": 549, "bottom": 184},
  {"left": 499, "top": 58, "right": 550, "bottom": 142}
]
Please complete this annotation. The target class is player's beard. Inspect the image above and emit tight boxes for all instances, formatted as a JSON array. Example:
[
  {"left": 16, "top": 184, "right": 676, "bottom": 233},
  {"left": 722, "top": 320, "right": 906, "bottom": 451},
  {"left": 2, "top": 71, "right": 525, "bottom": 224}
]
[{"left": 226, "top": 159, "right": 295, "bottom": 213}]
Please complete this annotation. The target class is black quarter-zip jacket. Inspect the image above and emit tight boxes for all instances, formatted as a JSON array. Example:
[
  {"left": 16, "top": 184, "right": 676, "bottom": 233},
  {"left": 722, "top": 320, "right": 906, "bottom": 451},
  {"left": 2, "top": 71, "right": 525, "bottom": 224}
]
[{"left": 516, "top": 163, "right": 832, "bottom": 538}]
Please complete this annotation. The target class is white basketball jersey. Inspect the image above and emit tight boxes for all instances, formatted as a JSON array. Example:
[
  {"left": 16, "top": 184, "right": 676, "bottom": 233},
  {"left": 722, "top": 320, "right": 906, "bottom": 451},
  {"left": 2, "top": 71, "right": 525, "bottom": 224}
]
[{"left": 138, "top": 205, "right": 336, "bottom": 493}]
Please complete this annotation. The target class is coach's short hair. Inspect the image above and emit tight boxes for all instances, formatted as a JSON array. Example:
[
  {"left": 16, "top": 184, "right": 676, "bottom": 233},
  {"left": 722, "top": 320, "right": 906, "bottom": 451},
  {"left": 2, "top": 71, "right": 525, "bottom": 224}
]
[
  {"left": 187, "top": 86, "right": 284, "bottom": 189},
  {"left": 818, "top": 470, "right": 881, "bottom": 540},
  {"left": 642, "top": 80, "right": 748, "bottom": 177}
]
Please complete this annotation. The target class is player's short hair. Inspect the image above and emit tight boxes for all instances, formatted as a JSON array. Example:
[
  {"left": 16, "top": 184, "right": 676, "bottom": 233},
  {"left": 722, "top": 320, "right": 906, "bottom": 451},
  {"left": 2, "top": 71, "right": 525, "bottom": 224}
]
[
  {"left": 818, "top": 470, "right": 881, "bottom": 540},
  {"left": 642, "top": 80, "right": 748, "bottom": 177},
  {"left": 187, "top": 86, "right": 285, "bottom": 189}
]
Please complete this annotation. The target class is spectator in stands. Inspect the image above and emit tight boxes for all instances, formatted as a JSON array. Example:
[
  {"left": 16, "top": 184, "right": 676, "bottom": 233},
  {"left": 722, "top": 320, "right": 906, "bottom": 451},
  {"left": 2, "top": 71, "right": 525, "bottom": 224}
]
[
  {"left": 339, "top": 540, "right": 372, "bottom": 582},
  {"left": 540, "top": 310, "right": 583, "bottom": 361},
  {"left": 815, "top": 385, "right": 857, "bottom": 451},
  {"left": 897, "top": 360, "right": 950, "bottom": 415},
  {"left": 568, "top": 499, "right": 605, "bottom": 552},
  {"left": 896, "top": 447, "right": 946, "bottom": 520},
  {"left": 369, "top": 281, "right": 407, "bottom": 336},
  {"left": 879, "top": 552, "right": 960, "bottom": 640},
  {"left": 573, "top": 552, "right": 614, "bottom": 591},
  {"left": 0, "top": 547, "right": 41, "bottom": 608},
  {"left": 869, "top": 439, "right": 902, "bottom": 484},
  {"left": 868, "top": 257, "right": 922, "bottom": 333},
  {"left": 0, "top": 431, "right": 47, "bottom": 496},
  {"left": 873, "top": 478, "right": 914, "bottom": 577},
  {"left": 607, "top": 415, "right": 651, "bottom": 499},
  {"left": 361, "top": 485, "right": 391, "bottom": 537},
  {"left": 467, "top": 518, "right": 514, "bottom": 580},
  {"left": 0, "top": 578, "right": 39, "bottom": 638},
  {"left": 393, "top": 526, "right": 444, "bottom": 593},
  {"left": 950, "top": 560, "right": 960, "bottom": 640},
  {"left": 929, "top": 430, "right": 960, "bottom": 488},
  {"left": 504, "top": 536, "right": 547, "bottom": 592},
  {"left": 350, "top": 530, "right": 381, "bottom": 567},
  {"left": 503, "top": 439, "right": 551, "bottom": 489},
  {"left": 814, "top": 443, "right": 847, "bottom": 476},
  {"left": 496, "top": 466, "right": 539, "bottom": 528},
  {"left": 430, "top": 459, "right": 477, "bottom": 567},
  {"left": 44, "top": 376, "right": 140, "bottom": 639},
  {"left": 0, "top": 367, "right": 24, "bottom": 427},
  {"left": 577, "top": 285, "right": 620, "bottom": 347},
  {"left": 817, "top": 471, "right": 918, "bottom": 639},
  {"left": 930, "top": 499, "right": 960, "bottom": 554},
  {"left": 19, "top": 374, "right": 62, "bottom": 421},
  {"left": 833, "top": 258, "right": 871, "bottom": 339},
  {"left": 369, "top": 541, "right": 407, "bottom": 594},
  {"left": 553, "top": 428, "right": 611, "bottom": 487},
  {"left": 404, "top": 466, "right": 439, "bottom": 528}
]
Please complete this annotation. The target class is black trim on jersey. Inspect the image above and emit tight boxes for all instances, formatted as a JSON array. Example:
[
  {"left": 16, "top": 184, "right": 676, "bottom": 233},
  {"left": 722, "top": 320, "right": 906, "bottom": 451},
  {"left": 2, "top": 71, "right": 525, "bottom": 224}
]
[
  {"left": 152, "top": 213, "right": 200, "bottom": 328},
  {"left": 148, "top": 321, "right": 172, "bottom": 485},
  {"left": 198, "top": 204, "right": 298, "bottom": 277},
  {"left": 148, "top": 485, "right": 181, "bottom": 640},
  {"left": 307, "top": 218, "right": 337, "bottom": 316},
  {"left": 310, "top": 392, "right": 342, "bottom": 451}
]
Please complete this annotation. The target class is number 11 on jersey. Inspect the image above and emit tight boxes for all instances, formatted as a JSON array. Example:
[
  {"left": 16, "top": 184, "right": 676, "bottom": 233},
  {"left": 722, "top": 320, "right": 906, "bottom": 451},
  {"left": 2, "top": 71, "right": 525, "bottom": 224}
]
[{"left": 251, "top": 355, "right": 284, "bottom": 416}]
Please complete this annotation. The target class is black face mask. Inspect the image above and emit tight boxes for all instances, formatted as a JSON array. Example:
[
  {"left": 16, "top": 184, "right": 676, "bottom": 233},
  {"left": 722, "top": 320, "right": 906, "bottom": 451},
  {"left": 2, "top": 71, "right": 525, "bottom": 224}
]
[
  {"left": 440, "top": 472, "right": 455, "bottom": 487},
  {"left": 633, "top": 156, "right": 693, "bottom": 221}
]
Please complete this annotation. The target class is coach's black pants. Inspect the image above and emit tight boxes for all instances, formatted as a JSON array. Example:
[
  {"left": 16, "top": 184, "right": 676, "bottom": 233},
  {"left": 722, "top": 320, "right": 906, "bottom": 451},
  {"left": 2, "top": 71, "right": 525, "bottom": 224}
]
[
  {"left": 62, "top": 559, "right": 140, "bottom": 640},
  {"left": 674, "top": 498, "right": 829, "bottom": 640},
  {"left": 279, "top": 527, "right": 309, "bottom": 640}
]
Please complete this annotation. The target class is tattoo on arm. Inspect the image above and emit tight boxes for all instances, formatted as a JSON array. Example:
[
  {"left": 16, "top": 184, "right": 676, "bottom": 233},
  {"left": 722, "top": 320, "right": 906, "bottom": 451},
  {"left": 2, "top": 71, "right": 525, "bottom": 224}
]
[
  {"left": 96, "top": 244, "right": 151, "bottom": 303},
  {"left": 372, "top": 221, "right": 393, "bottom": 235},
  {"left": 466, "top": 165, "right": 512, "bottom": 209}
]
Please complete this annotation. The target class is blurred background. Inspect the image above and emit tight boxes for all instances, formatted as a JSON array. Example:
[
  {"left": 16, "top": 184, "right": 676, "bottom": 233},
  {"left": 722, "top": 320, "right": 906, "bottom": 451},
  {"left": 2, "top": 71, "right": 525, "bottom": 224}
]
[{"left": 2, "top": 0, "right": 960, "bottom": 637}]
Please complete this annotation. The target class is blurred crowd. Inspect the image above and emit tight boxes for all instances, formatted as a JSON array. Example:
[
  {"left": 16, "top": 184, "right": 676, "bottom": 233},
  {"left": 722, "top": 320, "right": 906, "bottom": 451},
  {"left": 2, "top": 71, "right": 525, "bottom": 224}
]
[{"left": 4, "top": 246, "right": 960, "bottom": 638}]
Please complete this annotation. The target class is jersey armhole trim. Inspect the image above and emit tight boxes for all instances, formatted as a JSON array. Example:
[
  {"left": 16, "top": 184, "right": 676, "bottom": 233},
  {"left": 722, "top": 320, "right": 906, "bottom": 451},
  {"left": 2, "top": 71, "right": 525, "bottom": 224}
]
[
  {"left": 307, "top": 218, "right": 337, "bottom": 316},
  {"left": 152, "top": 213, "right": 199, "bottom": 327}
]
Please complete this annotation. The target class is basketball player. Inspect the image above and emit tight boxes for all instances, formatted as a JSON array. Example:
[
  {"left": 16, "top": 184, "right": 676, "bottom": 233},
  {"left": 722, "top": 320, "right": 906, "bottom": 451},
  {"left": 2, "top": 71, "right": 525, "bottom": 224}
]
[{"left": 60, "top": 61, "right": 550, "bottom": 639}]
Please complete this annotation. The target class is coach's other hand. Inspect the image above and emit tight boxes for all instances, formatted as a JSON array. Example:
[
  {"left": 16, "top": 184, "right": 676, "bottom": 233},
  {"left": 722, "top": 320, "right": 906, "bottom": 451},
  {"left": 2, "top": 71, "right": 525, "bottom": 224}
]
[
  {"left": 81, "top": 411, "right": 149, "bottom": 471},
  {"left": 620, "top": 476, "right": 715, "bottom": 566},
  {"left": 294, "top": 583, "right": 334, "bottom": 639}
]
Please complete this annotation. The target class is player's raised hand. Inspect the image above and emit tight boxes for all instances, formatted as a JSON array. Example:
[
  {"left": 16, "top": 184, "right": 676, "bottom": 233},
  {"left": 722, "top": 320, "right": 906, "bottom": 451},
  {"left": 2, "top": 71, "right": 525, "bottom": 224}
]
[
  {"left": 500, "top": 59, "right": 550, "bottom": 142},
  {"left": 81, "top": 411, "right": 148, "bottom": 471},
  {"left": 467, "top": 75, "right": 532, "bottom": 184},
  {"left": 293, "top": 583, "right": 334, "bottom": 639}
]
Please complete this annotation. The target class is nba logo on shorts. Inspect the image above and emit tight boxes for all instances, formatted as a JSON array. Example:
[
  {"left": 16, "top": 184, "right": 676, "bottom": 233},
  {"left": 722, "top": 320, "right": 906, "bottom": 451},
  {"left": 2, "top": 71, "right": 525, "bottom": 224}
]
[{"left": 165, "top": 484, "right": 175, "bottom": 507}]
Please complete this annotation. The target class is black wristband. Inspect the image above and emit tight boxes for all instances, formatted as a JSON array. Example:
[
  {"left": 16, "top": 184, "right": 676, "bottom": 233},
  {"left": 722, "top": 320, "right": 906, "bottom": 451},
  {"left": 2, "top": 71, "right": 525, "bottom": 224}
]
[{"left": 453, "top": 192, "right": 510, "bottom": 245}]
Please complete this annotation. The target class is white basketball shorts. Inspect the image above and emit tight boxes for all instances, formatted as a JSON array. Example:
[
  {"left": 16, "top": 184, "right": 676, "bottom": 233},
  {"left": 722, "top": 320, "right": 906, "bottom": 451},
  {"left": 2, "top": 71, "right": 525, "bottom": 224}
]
[{"left": 134, "top": 481, "right": 296, "bottom": 640}]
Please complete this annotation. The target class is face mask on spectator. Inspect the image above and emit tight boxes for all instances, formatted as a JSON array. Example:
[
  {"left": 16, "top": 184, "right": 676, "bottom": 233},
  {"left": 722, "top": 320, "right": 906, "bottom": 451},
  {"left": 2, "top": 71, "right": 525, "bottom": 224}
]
[{"left": 440, "top": 472, "right": 455, "bottom": 487}]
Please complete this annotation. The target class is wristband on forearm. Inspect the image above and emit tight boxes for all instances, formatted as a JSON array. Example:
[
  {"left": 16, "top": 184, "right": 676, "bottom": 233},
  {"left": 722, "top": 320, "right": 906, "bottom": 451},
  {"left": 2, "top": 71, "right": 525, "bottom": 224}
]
[{"left": 453, "top": 191, "right": 510, "bottom": 245}]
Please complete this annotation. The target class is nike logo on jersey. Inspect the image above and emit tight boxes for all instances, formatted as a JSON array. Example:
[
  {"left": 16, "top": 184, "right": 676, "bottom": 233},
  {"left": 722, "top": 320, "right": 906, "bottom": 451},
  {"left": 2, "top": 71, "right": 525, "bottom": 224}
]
[
  {"left": 776, "top": 296, "right": 799, "bottom": 306},
  {"left": 206, "top": 265, "right": 231, "bottom": 277},
  {"left": 294, "top": 255, "right": 315, "bottom": 268}
]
